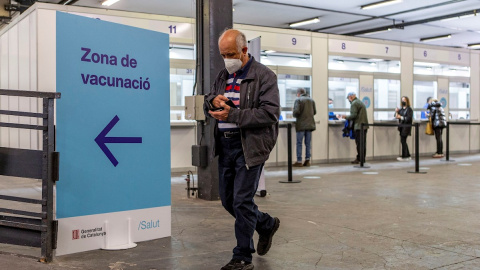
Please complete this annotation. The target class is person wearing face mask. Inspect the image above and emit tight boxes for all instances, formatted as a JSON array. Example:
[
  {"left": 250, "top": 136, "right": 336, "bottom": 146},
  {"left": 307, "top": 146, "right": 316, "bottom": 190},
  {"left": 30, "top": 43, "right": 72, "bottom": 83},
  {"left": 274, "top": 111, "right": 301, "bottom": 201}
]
[
  {"left": 328, "top": 98, "right": 338, "bottom": 120},
  {"left": 395, "top": 96, "right": 413, "bottom": 161},
  {"left": 204, "top": 29, "right": 280, "bottom": 270}
]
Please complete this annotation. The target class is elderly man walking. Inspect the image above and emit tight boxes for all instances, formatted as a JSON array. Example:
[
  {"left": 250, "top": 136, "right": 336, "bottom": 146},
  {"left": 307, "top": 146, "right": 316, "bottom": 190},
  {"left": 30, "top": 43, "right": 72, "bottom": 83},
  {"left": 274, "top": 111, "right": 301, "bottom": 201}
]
[{"left": 205, "top": 29, "right": 281, "bottom": 270}]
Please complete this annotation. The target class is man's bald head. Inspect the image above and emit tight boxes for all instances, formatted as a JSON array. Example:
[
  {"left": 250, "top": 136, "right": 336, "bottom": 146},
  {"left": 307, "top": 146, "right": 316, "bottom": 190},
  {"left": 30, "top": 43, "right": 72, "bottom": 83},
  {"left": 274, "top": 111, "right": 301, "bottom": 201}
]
[
  {"left": 218, "top": 29, "right": 249, "bottom": 68},
  {"left": 218, "top": 29, "right": 247, "bottom": 53}
]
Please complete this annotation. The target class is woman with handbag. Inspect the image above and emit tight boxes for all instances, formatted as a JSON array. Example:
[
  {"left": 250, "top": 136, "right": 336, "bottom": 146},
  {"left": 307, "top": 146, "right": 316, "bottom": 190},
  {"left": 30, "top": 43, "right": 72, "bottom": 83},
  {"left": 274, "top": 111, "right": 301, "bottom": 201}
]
[
  {"left": 428, "top": 99, "right": 447, "bottom": 158},
  {"left": 395, "top": 96, "right": 413, "bottom": 161}
]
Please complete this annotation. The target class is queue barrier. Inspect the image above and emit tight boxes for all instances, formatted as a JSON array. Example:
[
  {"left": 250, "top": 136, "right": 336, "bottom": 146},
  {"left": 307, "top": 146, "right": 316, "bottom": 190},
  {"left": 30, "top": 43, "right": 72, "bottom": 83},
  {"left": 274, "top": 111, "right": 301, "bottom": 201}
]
[
  {"left": 0, "top": 89, "right": 61, "bottom": 262},
  {"left": 444, "top": 121, "right": 480, "bottom": 161},
  {"left": 278, "top": 123, "right": 301, "bottom": 183},
  {"left": 359, "top": 122, "right": 426, "bottom": 174}
]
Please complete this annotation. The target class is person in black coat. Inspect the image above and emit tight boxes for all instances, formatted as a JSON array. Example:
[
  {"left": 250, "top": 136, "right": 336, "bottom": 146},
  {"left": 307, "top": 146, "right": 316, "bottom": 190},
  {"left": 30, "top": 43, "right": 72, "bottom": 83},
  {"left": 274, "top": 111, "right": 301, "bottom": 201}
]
[
  {"left": 395, "top": 96, "right": 413, "bottom": 161},
  {"left": 428, "top": 99, "right": 447, "bottom": 158}
]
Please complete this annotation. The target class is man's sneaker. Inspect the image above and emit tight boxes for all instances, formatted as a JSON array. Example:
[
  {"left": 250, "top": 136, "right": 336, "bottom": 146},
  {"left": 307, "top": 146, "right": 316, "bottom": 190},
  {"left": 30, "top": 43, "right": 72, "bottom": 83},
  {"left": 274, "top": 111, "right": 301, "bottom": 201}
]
[
  {"left": 303, "top": 160, "right": 311, "bottom": 167},
  {"left": 351, "top": 159, "right": 360, "bottom": 164},
  {"left": 221, "top": 259, "right": 254, "bottom": 270},
  {"left": 432, "top": 153, "right": 442, "bottom": 158},
  {"left": 292, "top": 162, "right": 303, "bottom": 167},
  {"left": 397, "top": 157, "right": 411, "bottom": 161},
  {"left": 257, "top": 217, "right": 280, "bottom": 256}
]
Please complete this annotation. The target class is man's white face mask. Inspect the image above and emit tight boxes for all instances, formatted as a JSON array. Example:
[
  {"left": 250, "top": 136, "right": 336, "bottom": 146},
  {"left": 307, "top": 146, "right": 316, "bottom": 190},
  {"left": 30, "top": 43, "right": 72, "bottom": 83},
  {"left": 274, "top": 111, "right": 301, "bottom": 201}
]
[{"left": 224, "top": 54, "right": 243, "bottom": 74}]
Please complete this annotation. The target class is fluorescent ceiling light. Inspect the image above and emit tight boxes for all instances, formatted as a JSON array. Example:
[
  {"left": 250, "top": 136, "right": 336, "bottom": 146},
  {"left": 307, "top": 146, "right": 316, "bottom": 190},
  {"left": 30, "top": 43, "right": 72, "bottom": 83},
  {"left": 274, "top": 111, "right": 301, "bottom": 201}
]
[
  {"left": 264, "top": 50, "right": 276, "bottom": 54},
  {"left": 420, "top": 34, "right": 451, "bottom": 42},
  {"left": 102, "top": 0, "right": 121, "bottom": 6},
  {"left": 361, "top": 0, "right": 402, "bottom": 10},
  {"left": 361, "top": 28, "right": 391, "bottom": 36},
  {"left": 289, "top": 18, "right": 320, "bottom": 28},
  {"left": 441, "top": 14, "right": 475, "bottom": 22},
  {"left": 468, "top": 43, "right": 480, "bottom": 49},
  {"left": 415, "top": 62, "right": 440, "bottom": 67}
]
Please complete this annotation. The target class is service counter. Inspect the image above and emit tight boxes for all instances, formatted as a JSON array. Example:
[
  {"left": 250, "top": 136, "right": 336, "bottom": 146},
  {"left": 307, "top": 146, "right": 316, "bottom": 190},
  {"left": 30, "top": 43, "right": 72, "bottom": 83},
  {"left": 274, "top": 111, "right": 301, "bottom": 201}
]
[
  {"left": 168, "top": 119, "right": 480, "bottom": 172},
  {"left": 327, "top": 120, "right": 358, "bottom": 161}
]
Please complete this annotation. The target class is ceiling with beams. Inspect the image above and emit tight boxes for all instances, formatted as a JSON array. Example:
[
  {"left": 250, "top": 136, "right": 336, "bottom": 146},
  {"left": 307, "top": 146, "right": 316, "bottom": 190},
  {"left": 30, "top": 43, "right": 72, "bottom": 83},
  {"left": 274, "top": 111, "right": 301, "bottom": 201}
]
[{"left": 36, "top": 0, "right": 480, "bottom": 49}]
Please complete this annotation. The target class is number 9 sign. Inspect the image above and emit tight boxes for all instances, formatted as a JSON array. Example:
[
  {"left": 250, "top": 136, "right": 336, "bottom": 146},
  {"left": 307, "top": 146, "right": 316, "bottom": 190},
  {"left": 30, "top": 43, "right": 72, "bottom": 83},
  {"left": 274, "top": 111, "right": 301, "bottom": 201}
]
[{"left": 292, "top": 38, "right": 297, "bottom": 45}]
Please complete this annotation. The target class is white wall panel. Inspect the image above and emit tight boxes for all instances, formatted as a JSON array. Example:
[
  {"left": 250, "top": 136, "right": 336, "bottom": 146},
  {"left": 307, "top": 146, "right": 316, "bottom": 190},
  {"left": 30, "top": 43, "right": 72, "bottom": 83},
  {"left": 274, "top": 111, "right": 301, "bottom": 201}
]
[
  {"left": 470, "top": 125, "right": 480, "bottom": 151},
  {"left": 311, "top": 36, "right": 328, "bottom": 162},
  {"left": 0, "top": 34, "right": 8, "bottom": 147},
  {"left": 373, "top": 126, "right": 400, "bottom": 157},
  {"left": 18, "top": 17, "right": 31, "bottom": 149},
  {"left": 170, "top": 127, "right": 196, "bottom": 171},
  {"left": 37, "top": 9, "right": 56, "bottom": 150},
  {"left": 30, "top": 10, "right": 39, "bottom": 150},
  {"left": 37, "top": 9, "right": 56, "bottom": 93},
  {"left": 417, "top": 124, "right": 438, "bottom": 155},
  {"left": 8, "top": 25, "right": 19, "bottom": 148},
  {"left": 328, "top": 125, "right": 356, "bottom": 160}
]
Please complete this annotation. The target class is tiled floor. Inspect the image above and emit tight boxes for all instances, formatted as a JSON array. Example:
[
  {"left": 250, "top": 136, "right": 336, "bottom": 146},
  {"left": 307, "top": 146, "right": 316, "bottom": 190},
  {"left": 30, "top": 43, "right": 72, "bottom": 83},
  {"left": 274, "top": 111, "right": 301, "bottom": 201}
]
[{"left": 1, "top": 154, "right": 480, "bottom": 269}]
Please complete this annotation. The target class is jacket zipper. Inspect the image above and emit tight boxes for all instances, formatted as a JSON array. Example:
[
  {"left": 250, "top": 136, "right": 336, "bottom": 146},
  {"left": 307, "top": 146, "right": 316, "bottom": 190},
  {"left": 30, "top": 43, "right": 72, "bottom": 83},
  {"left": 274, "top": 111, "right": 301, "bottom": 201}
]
[{"left": 241, "top": 86, "right": 251, "bottom": 170}]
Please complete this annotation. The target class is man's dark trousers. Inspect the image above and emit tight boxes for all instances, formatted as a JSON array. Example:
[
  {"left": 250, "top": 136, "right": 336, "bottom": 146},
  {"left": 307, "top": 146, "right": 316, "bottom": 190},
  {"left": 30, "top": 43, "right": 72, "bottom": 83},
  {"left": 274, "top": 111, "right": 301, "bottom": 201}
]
[
  {"left": 354, "top": 129, "right": 367, "bottom": 162},
  {"left": 218, "top": 136, "right": 275, "bottom": 262}
]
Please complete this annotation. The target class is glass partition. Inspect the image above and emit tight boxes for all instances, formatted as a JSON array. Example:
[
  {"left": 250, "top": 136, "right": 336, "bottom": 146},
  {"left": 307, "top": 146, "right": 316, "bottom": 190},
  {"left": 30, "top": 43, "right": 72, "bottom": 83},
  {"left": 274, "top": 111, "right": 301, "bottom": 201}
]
[
  {"left": 278, "top": 74, "right": 311, "bottom": 120},
  {"left": 328, "top": 56, "right": 400, "bottom": 74},
  {"left": 261, "top": 52, "right": 311, "bottom": 68},
  {"left": 170, "top": 68, "right": 195, "bottom": 106},
  {"left": 449, "top": 81, "right": 470, "bottom": 120},
  {"left": 328, "top": 77, "right": 359, "bottom": 118},
  {"left": 414, "top": 62, "right": 470, "bottom": 77},
  {"left": 169, "top": 44, "right": 195, "bottom": 60},
  {"left": 170, "top": 67, "right": 195, "bottom": 121},
  {"left": 413, "top": 80, "right": 437, "bottom": 120},
  {"left": 374, "top": 79, "right": 400, "bottom": 120}
]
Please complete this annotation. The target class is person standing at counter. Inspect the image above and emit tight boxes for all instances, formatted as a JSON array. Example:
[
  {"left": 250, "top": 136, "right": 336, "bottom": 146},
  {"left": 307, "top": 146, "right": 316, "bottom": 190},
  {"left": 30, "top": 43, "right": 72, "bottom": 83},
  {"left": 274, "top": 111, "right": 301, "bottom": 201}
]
[
  {"left": 337, "top": 92, "right": 369, "bottom": 164},
  {"left": 395, "top": 96, "right": 413, "bottom": 161},
  {"left": 292, "top": 88, "right": 316, "bottom": 167},
  {"left": 428, "top": 99, "right": 447, "bottom": 158},
  {"left": 421, "top": 97, "right": 432, "bottom": 119}
]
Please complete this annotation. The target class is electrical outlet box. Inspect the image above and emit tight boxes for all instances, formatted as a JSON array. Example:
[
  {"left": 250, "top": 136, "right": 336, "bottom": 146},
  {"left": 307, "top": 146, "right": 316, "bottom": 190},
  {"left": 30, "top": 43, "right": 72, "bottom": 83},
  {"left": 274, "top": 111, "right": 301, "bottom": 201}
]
[
  {"left": 192, "top": 145, "right": 208, "bottom": 167},
  {"left": 185, "top": 95, "right": 206, "bottom": 121}
]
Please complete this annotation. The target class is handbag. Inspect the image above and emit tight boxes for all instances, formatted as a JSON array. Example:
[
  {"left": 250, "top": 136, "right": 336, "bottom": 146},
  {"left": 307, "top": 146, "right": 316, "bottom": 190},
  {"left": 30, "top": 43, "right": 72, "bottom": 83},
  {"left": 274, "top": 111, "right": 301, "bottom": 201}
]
[{"left": 425, "top": 118, "right": 434, "bottom": 135}]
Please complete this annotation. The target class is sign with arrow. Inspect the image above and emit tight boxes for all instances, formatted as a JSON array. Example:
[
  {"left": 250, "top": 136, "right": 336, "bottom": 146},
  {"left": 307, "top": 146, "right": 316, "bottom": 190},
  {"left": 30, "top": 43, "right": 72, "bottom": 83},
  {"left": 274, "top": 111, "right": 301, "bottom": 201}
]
[
  {"left": 55, "top": 12, "right": 171, "bottom": 255},
  {"left": 95, "top": 115, "right": 142, "bottom": 167}
]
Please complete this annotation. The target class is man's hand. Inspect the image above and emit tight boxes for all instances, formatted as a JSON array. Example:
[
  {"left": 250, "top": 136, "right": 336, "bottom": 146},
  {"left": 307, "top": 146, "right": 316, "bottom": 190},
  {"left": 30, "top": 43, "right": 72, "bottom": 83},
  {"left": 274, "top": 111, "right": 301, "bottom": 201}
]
[
  {"left": 209, "top": 98, "right": 232, "bottom": 121},
  {"left": 212, "top": 95, "right": 229, "bottom": 108}
]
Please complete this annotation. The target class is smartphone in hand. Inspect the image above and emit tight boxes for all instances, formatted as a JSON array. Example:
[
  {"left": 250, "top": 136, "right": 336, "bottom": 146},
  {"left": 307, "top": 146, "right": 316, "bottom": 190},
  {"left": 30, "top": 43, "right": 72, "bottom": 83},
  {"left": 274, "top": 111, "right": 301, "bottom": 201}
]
[{"left": 225, "top": 99, "right": 237, "bottom": 109}]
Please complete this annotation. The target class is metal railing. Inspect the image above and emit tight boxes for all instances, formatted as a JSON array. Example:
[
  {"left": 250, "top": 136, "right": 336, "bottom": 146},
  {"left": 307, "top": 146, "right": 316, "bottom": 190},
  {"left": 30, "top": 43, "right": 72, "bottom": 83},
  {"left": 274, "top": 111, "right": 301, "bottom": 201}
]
[
  {"left": 0, "top": 89, "right": 60, "bottom": 262},
  {"left": 358, "top": 122, "right": 426, "bottom": 174},
  {"left": 444, "top": 121, "right": 480, "bottom": 161}
]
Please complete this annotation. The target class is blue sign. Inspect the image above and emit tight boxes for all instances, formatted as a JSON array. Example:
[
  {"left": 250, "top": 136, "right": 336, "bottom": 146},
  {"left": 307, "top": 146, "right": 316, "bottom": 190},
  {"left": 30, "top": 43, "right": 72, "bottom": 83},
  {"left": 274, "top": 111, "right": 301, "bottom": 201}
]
[
  {"left": 56, "top": 12, "right": 170, "bottom": 218},
  {"left": 362, "top": 96, "right": 371, "bottom": 109},
  {"left": 440, "top": 97, "right": 447, "bottom": 108}
]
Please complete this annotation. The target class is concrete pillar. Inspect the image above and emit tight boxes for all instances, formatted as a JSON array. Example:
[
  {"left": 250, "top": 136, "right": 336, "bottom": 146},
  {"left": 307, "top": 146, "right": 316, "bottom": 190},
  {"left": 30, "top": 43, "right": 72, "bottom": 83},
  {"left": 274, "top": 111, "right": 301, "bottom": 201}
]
[{"left": 196, "top": 0, "right": 232, "bottom": 200}]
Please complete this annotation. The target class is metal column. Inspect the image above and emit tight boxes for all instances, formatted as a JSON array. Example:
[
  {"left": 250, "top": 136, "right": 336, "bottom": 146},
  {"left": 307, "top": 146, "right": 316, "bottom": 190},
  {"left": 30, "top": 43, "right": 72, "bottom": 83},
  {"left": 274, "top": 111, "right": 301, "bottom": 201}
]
[{"left": 196, "top": 0, "right": 232, "bottom": 200}]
